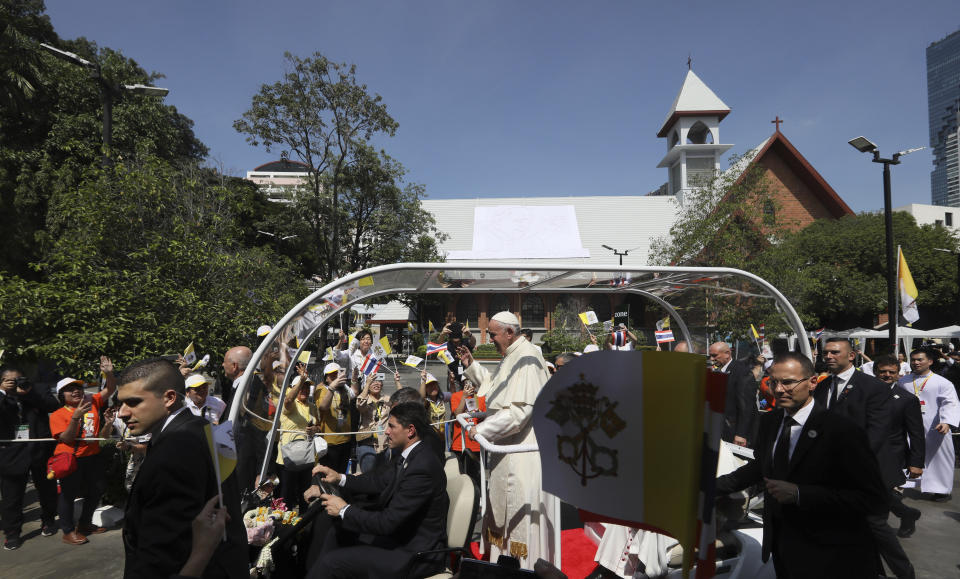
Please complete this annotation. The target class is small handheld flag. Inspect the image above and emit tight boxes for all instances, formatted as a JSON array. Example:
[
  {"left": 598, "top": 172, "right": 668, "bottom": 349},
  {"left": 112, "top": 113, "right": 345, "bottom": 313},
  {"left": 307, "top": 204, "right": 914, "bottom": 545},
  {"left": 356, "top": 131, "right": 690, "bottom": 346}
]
[
  {"left": 192, "top": 354, "right": 210, "bottom": 371},
  {"left": 612, "top": 330, "right": 628, "bottom": 347},
  {"left": 407, "top": 322, "right": 415, "bottom": 332},
  {"left": 578, "top": 311, "right": 599, "bottom": 326},
  {"left": 426, "top": 342, "right": 448, "bottom": 357},
  {"left": 359, "top": 354, "right": 382, "bottom": 376},
  {"left": 750, "top": 324, "right": 760, "bottom": 340},
  {"left": 183, "top": 342, "right": 197, "bottom": 365},
  {"left": 298, "top": 350, "right": 313, "bottom": 364},
  {"left": 428, "top": 320, "right": 436, "bottom": 333},
  {"left": 898, "top": 247, "right": 919, "bottom": 324},
  {"left": 378, "top": 336, "right": 392, "bottom": 356},
  {"left": 437, "top": 349, "right": 454, "bottom": 365},
  {"left": 603, "top": 320, "right": 614, "bottom": 333},
  {"left": 403, "top": 355, "right": 424, "bottom": 368},
  {"left": 655, "top": 330, "right": 675, "bottom": 343}
]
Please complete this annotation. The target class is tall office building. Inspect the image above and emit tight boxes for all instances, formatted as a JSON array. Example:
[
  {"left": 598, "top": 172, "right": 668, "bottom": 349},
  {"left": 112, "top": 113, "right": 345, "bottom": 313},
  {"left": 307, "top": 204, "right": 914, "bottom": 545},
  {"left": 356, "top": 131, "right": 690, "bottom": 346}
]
[{"left": 928, "top": 29, "right": 960, "bottom": 206}]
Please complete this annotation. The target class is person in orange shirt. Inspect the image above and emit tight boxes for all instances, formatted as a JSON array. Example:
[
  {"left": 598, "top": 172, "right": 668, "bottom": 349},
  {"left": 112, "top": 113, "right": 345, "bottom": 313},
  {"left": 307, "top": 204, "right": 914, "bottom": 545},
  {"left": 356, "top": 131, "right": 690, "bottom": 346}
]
[
  {"left": 449, "top": 378, "right": 485, "bottom": 485},
  {"left": 48, "top": 356, "right": 116, "bottom": 545}
]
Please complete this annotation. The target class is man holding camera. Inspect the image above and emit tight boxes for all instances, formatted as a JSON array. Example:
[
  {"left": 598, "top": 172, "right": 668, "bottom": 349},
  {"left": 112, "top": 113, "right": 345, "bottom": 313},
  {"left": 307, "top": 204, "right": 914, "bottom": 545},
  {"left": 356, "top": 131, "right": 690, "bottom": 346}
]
[{"left": 0, "top": 366, "right": 60, "bottom": 550}]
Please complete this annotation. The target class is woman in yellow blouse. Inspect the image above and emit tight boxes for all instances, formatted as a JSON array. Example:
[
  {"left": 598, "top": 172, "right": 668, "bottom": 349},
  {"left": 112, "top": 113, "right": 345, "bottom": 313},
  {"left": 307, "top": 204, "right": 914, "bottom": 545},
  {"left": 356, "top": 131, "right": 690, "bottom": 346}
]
[
  {"left": 314, "top": 362, "right": 354, "bottom": 473},
  {"left": 276, "top": 365, "right": 319, "bottom": 510}
]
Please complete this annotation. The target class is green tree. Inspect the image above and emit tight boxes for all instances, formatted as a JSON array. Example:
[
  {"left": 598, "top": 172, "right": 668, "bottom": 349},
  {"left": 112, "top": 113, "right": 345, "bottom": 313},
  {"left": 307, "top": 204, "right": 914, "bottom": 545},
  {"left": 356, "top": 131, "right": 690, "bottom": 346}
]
[
  {"left": 753, "top": 212, "right": 959, "bottom": 329},
  {"left": 0, "top": 156, "right": 302, "bottom": 378},
  {"left": 234, "top": 52, "right": 442, "bottom": 281}
]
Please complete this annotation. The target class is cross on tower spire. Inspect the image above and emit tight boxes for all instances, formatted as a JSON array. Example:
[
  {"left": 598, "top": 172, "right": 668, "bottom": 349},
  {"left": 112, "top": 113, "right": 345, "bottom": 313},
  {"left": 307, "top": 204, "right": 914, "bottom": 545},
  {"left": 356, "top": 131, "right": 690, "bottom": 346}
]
[
  {"left": 687, "top": 54, "right": 692, "bottom": 70},
  {"left": 771, "top": 116, "right": 783, "bottom": 132}
]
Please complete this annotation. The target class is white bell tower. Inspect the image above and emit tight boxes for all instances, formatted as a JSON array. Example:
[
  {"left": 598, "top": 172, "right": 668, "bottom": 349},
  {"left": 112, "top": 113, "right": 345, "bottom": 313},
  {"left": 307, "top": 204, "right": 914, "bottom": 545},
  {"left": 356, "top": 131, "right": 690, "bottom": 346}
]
[{"left": 656, "top": 68, "right": 733, "bottom": 204}]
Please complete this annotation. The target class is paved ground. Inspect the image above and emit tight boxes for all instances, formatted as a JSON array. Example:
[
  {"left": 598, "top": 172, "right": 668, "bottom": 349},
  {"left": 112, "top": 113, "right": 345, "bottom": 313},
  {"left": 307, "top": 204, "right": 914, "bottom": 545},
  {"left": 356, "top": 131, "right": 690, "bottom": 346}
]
[{"left": 2, "top": 359, "right": 957, "bottom": 578}]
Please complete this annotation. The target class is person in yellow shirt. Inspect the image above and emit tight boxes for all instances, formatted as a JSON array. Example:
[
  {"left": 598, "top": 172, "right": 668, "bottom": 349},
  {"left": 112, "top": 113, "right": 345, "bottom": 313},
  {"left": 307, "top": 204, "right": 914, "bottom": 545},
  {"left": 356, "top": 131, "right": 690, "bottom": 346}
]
[
  {"left": 276, "top": 365, "right": 319, "bottom": 510},
  {"left": 315, "top": 363, "right": 354, "bottom": 473}
]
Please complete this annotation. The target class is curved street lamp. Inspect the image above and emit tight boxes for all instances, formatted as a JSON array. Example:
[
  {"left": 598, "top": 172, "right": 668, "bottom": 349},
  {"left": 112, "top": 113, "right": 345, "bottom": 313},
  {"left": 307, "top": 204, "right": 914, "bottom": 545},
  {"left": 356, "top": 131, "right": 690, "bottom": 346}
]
[{"left": 40, "top": 43, "right": 169, "bottom": 167}]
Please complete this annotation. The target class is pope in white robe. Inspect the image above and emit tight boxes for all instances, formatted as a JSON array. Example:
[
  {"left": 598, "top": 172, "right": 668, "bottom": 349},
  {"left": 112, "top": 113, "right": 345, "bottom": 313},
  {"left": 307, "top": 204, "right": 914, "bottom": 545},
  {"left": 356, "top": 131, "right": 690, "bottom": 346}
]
[
  {"left": 898, "top": 354, "right": 960, "bottom": 496},
  {"left": 461, "top": 311, "right": 559, "bottom": 569}
]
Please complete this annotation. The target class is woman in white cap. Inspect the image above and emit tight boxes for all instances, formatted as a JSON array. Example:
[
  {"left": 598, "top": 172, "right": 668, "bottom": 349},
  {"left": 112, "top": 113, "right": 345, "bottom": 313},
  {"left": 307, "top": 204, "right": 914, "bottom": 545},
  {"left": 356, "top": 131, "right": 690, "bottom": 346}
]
[
  {"left": 419, "top": 370, "right": 450, "bottom": 437},
  {"left": 48, "top": 356, "right": 116, "bottom": 545},
  {"left": 276, "top": 364, "right": 319, "bottom": 510},
  {"left": 314, "top": 362, "right": 354, "bottom": 472}
]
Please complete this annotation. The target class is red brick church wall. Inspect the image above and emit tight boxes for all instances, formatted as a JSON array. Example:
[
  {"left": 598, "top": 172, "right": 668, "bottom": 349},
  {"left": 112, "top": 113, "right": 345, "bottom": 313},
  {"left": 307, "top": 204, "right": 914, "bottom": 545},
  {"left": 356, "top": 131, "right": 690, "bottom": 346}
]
[{"left": 757, "top": 147, "right": 837, "bottom": 231}]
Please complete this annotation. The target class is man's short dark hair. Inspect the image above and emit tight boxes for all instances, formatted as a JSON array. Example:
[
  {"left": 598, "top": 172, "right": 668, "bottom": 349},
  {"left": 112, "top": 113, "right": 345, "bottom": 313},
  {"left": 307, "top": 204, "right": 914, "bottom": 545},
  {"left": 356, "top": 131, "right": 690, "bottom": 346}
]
[
  {"left": 120, "top": 358, "right": 185, "bottom": 396},
  {"left": 910, "top": 347, "right": 934, "bottom": 361},
  {"left": 873, "top": 354, "right": 899, "bottom": 371},
  {"left": 0, "top": 365, "right": 21, "bottom": 379},
  {"left": 772, "top": 352, "right": 816, "bottom": 376},
  {"left": 389, "top": 401, "right": 430, "bottom": 440},
  {"left": 824, "top": 337, "right": 852, "bottom": 349},
  {"left": 520, "top": 328, "right": 533, "bottom": 340},
  {"left": 390, "top": 387, "right": 422, "bottom": 407}
]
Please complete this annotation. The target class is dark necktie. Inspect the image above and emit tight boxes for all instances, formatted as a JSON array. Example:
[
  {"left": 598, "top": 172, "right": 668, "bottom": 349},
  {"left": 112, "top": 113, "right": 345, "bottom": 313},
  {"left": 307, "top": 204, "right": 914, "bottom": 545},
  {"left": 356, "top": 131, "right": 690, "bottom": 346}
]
[
  {"left": 772, "top": 416, "right": 795, "bottom": 479},
  {"left": 826, "top": 376, "right": 838, "bottom": 409}
]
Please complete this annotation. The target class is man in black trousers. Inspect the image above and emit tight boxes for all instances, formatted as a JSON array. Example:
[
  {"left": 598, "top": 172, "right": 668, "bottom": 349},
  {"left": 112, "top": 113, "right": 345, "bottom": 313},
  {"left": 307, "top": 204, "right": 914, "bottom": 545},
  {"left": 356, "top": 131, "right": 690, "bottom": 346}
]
[
  {"left": 306, "top": 401, "right": 448, "bottom": 579},
  {"left": 709, "top": 341, "right": 757, "bottom": 447},
  {"left": 716, "top": 352, "right": 888, "bottom": 578},
  {"left": 118, "top": 358, "right": 247, "bottom": 579},
  {"left": 872, "top": 355, "right": 925, "bottom": 538},
  {"left": 0, "top": 366, "right": 59, "bottom": 549},
  {"left": 818, "top": 338, "right": 913, "bottom": 578}
]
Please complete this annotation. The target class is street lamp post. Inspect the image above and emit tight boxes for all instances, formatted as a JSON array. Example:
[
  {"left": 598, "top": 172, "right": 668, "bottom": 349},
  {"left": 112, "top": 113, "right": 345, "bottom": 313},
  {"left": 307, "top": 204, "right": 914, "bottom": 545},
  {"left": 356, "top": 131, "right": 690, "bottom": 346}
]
[
  {"left": 848, "top": 136, "right": 925, "bottom": 355},
  {"left": 40, "top": 43, "right": 169, "bottom": 167}
]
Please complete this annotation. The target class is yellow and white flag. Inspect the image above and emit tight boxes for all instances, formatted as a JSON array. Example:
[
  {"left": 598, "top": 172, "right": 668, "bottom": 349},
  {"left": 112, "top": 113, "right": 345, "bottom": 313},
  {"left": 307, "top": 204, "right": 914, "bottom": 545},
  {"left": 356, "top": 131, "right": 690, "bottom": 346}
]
[
  {"left": 192, "top": 354, "right": 210, "bottom": 371},
  {"left": 379, "top": 336, "right": 392, "bottom": 356},
  {"left": 403, "top": 355, "right": 424, "bottom": 368},
  {"left": 428, "top": 320, "right": 436, "bottom": 333},
  {"left": 298, "top": 350, "right": 313, "bottom": 364},
  {"left": 323, "top": 347, "right": 335, "bottom": 361},
  {"left": 578, "top": 311, "right": 599, "bottom": 326},
  {"left": 203, "top": 421, "right": 237, "bottom": 483},
  {"left": 407, "top": 322, "right": 415, "bottom": 332},
  {"left": 898, "top": 247, "right": 919, "bottom": 324},
  {"left": 437, "top": 349, "right": 454, "bottom": 365},
  {"left": 183, "top": 342, "right": 197, "bottom": 365}
]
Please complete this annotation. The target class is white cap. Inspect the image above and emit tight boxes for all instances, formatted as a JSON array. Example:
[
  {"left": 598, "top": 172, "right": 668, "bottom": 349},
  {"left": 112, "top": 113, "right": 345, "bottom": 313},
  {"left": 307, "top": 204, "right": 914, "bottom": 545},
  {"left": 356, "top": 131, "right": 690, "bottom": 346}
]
[
  {"left": 272, "top": 360, "right": 282, "bottom": 370},
  {"left": 545, "top": 361, "right": 556, "bottom": 371},
  {"left": 424, "top": 372, "right": 438, "bottom": 384},
  {"left": 56, "top": 377, "right": 83, "bottom": 393},
  {"left": 323, "top": 362, "right": 342, "bottom": 376},
  {"left": 257, "top": 325, "right": 272, "bottom": 337},
  {"left": 583, "top": 344, "right": 600, "bottom": 354},
  {"left": 185, "top": 375, "right": 210, "bottom": 389},
  {"left": 490, "top": 311, "right": 520, "bottom": 326},
  {"left": 291, "top": 375, "right": 306, "bottom": 387}
]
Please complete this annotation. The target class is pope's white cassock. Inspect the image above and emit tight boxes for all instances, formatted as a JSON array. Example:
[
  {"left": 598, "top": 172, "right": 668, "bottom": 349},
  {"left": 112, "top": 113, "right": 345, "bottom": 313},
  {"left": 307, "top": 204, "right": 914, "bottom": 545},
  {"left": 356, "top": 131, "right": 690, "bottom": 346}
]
[
  {"left": 464, "top": 318, "right": 558, "bottom": 569},
  {"left": 898, "top": 371, "right": 960, "bottom": 495}
]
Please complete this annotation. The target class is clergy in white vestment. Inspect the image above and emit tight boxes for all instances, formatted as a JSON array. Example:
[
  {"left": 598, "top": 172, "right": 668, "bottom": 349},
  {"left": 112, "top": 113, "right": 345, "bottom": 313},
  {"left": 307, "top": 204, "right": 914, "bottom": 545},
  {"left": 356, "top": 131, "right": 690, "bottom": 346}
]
[
  {"left": 460, "top": 311, "right": 559, "bottom": 569},
  {"left": 897, "top": 348, "right": 960, "bottom": 498}
]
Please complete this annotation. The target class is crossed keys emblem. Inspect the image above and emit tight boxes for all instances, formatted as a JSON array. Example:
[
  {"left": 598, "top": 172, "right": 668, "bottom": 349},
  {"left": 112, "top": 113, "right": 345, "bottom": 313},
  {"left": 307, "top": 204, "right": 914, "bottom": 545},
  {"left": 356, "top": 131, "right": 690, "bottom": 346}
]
[{"left": 545, "top": 373, "right": 626, "bottom": 486}]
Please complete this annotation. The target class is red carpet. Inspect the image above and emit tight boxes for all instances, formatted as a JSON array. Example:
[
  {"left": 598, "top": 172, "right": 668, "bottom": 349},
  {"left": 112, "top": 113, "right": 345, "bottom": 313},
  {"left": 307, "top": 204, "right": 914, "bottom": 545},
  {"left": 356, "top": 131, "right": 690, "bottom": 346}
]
[{"left": 469, "top": 528, "right": 599, "bottom": 578}]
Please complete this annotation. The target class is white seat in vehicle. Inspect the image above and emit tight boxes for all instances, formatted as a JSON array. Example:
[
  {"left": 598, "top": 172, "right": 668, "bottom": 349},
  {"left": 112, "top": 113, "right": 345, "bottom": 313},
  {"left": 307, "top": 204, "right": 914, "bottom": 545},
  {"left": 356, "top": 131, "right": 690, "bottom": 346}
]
[{"left": 418, "top": 462, "right": 479, "bottom": 579}]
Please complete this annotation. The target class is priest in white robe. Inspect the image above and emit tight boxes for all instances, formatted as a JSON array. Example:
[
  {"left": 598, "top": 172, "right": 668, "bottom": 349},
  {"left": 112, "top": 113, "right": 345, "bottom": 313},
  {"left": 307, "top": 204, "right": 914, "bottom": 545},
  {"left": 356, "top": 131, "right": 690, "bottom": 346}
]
[
  {"left": 898, "top": 348, "right": 960, "bottom": 498},
  {"left": 459, "top": 311, "right": 559, "bottom": 569}
]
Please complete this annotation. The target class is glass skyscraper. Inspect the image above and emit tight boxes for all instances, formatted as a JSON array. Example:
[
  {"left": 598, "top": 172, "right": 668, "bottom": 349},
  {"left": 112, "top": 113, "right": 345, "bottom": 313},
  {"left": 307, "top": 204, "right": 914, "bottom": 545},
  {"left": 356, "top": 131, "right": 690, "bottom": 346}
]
[{"left": 928, "top": 29, "right": 960, "bottom": 206}]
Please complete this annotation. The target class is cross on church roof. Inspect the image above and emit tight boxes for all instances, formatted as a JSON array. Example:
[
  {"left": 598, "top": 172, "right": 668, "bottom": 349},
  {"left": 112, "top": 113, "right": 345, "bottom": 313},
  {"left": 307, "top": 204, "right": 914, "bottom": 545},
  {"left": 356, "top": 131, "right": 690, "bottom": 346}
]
[
  {"left": 772, "top": 116, "right": 783, "bottom": 132},
  {"left": 687, "top": 54, "right": 692, "bottom": 70}
]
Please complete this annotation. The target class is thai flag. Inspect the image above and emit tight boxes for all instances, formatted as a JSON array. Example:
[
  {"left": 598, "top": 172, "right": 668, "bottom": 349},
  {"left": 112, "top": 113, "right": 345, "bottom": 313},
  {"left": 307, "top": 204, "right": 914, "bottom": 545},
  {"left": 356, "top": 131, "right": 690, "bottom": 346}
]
[
  {"left": 359, "top": 354, "right": 381, "bottom": 376},
  {"left": 813, "top": 327, "right": 824, "bottom": 340},
  {"left": 612, "top": 330, "right": 627, "bottom": 347},
  {"left": 759, "top": 324, "right": 765, "bottom": 343},
  {"left": 655, "top": 330, "right": 675, "bottom": 343},
  {"left": 426, "top": 342, "right": 448, "bottom": 357},
  {"left": 610, "top": 275, "right": 631, "bottom": 288}
]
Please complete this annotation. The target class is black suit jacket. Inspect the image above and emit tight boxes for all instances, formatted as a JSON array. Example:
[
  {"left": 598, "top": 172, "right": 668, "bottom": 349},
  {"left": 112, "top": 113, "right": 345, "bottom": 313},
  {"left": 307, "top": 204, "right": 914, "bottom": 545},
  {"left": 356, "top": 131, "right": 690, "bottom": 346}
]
[
  {"left": 0, "top": 384, "right": 59, "bottom": 476},
  {"left": 720, "top": 359, "right": 757, "bottom": 443},
  {"left": 814, "top": 369, "right": 897, "bottom": 487},
  {"left": 123, "top": 410, "right": 247, "bottom": 579},
  {"left": 341, "top": 439, "right": 448, "bottom": 576},
  {"left": 716, "top": 403, "right": 887, "bottom": 577},
  {"left": 887, "top": 387, "right": 925, "bottom": 481}
]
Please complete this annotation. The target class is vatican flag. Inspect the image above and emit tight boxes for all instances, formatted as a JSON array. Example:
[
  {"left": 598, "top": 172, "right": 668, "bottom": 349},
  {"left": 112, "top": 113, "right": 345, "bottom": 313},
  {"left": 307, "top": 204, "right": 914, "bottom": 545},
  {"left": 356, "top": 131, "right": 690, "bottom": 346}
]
[
  {"left": 378, "top": 336, "right": 392, "bottom": 356},
  {"left": 203, "top": 420, "right": 237, "bottom": 484},
  {"left": 898, "top": 247, "right": 919, "bottom": 324},
  {"left": 533, "top": 351, "right": 714, "bottom": 578},
  {"left": 183, "top": 342, "right": 197, "bottom": 365}
]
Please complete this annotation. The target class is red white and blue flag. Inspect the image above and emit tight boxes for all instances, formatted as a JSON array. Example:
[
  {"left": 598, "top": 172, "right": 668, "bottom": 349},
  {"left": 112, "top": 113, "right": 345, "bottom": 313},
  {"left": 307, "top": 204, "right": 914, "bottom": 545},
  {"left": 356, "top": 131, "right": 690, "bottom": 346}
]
[
  {"left": 425, "top": 342, "right": 448, "bottom": 357},
  {"left": 359, "top": 353, "right": 382, "bottom": 376},
  {"left": 612, "top": 330, "right": 628, "bottom": 347},
  {"left": 655, "top": 330, "right": 675, "bottom": 343},
  {"left": 812, "top": 327, "right": 824, "bottom": 340}
]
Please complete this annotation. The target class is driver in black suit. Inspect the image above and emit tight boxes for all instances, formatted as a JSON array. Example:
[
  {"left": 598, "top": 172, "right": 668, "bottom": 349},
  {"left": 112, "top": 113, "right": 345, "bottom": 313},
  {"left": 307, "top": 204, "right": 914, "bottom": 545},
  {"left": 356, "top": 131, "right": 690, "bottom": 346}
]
[
  {"left": 305, "top": 401, "right": 448, "bottom": 579},
  {"left": 716, "top": 352, "right": 888, "bottom": 579}
]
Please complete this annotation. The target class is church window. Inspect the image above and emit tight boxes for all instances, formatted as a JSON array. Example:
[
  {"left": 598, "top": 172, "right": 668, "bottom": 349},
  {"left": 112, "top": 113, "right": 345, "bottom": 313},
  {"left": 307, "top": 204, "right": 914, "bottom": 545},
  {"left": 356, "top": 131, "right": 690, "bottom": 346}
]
[
  {"left": 763, "top": 199, "right": 776, "bottom": 216},
  {"left": 521, "top": 295, "right": 545, "bottom": 328},
  {"left": 686, "top": 121, "right": 714, "bottom": 144},
  {"left": 687, "top": 157, "right": 715, "bottom": 187},
  {"left": 946, "top": 212, "right": 953, "bottom": 226}
]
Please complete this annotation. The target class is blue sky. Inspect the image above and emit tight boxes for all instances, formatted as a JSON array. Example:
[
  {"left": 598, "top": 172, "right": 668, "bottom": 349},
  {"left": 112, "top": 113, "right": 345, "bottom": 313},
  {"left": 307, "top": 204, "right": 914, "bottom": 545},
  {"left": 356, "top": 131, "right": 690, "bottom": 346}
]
[{"left": 44, "top": 0, "right": 959, "bottom": 212}]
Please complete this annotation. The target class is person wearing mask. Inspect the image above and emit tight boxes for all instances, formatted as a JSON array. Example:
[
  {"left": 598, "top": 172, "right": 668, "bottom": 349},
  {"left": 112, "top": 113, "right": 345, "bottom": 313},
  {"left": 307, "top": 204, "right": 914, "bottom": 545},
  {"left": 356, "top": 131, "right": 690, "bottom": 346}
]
[
  {"left": 48, "top": 357, "right": 117, "bottom": 545},
  {"left": 0, "top": 366, "right": 59, "bottom": 549},
  {"left": 315, "top": 363, "right": 354, "bottom": 473}
]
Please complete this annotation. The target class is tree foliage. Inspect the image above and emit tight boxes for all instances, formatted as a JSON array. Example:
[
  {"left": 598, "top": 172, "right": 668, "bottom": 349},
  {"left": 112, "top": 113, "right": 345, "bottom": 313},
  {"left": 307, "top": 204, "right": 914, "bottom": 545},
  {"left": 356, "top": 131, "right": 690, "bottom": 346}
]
[
  {"left": 0, "top": 157, "right": 302, "bottom": 378},
  {"left": 234, "top": 52, "right": 443, "bottom": 281}
]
